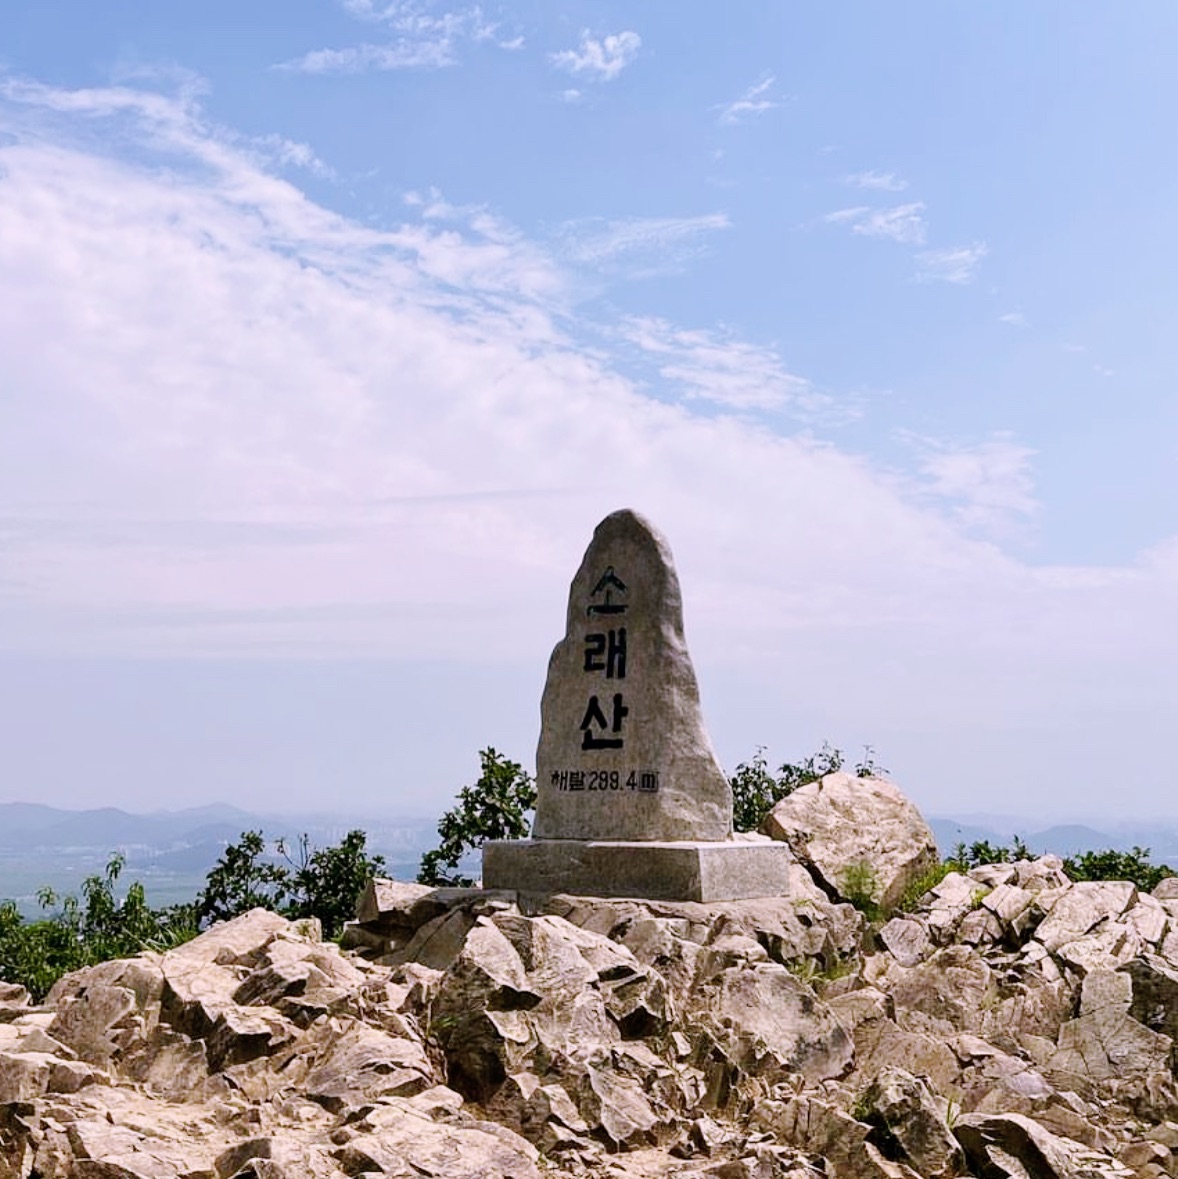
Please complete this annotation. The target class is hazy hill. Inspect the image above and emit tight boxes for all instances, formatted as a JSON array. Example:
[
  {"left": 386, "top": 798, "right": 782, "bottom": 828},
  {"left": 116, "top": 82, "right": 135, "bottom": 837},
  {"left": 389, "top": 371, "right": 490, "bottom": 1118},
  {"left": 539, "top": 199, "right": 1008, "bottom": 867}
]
[{"left": 0, "top": 802, "right": 437, "bottom": 916}]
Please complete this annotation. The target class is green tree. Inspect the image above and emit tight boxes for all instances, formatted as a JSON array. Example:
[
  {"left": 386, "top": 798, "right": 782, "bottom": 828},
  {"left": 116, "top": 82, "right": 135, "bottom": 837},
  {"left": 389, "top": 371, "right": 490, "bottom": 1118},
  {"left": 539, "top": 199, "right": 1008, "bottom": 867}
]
[
  {"left": 1064, "top": 846, "right": 1173, "bottom": 892},
  {"left": 283, "top": 829, "right": 386, "bottom": 938},
  {"left": 418, "top": 747, "right": 536, "bottom": 887},
  {"left": 196, "top": 830, "right": 289, "bottom": 926},
  {"left": 730, "top": 741, "right": 848, "bottom": 833},
  {"left": 0, "top": 854, "right": 194, "bottom": 1000}
]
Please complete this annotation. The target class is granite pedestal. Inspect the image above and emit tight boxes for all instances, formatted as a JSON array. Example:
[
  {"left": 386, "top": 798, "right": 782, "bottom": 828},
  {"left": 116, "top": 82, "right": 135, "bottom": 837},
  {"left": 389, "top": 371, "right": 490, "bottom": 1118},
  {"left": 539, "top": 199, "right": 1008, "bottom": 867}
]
[{"left": 482, "top": 838, "right": 793, "bottom": 903}]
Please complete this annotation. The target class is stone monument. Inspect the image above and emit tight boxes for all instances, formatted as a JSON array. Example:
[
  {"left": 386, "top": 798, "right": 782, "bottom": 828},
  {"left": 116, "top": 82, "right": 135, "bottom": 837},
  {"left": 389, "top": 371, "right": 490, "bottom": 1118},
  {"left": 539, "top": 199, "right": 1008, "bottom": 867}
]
[{"left": 482, "top": 508, "right": 792, "bottom": 902}]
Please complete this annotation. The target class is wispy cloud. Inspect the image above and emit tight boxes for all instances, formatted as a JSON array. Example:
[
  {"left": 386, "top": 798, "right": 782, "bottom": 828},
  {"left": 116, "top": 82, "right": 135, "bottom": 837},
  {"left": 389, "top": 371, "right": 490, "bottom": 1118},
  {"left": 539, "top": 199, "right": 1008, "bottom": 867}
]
[
  {"left": 998, "top": 311, "right": 1027, "bottom": 327},
  {"left": 558, "top": 213, "right": 730, "bottom": 276},
  {"left": 715, "top": 75, "right": 778, "bottom": 125},
  {"left": 278, "top": 40, "right": 454, "bottom": 74},
  {"left": 915, "top": 242, "right": 988, "bottom": 284},
  {"left": 550, "top": 31, "right": 641, "bottom": 82},
  {"left": 1, "top": 80, "right": 1175, "bottom": 790},
  {"left": 621, "top": 317, "right": 823, "bottom": 413},
  {"left": 906, "top": 432, "right": 1038, "bottom": 539},
  {"left": 278, "top": 3, "right": 496, "bottom": 74},
  {"left": 825, "top": 202, "right": 927, "bottom": 245},
  {"left": 845, "top": 170, "right": 907, "bottom": 192}
]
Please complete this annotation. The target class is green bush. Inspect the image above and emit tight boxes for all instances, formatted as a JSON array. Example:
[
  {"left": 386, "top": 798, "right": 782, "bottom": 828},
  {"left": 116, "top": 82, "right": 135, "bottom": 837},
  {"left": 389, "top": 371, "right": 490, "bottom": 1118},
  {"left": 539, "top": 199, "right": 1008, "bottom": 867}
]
[
  {"left": 418, "top": 747, "right": 535, "bottom": 887},
  {"left": 730, "top": 742, "right": 886, "bottom": 833},
  {"left": 198, "top": 828, "right": 386, "bottom": 938},
  {"left": 1063, "top": 846, "right": 1173, "bottom": 893},
  {"left": 1, "top": 828, "right": 388, "bottom": 998},
  {"left": 0, "top": 855, "right": 196, "bottom": 1000}
]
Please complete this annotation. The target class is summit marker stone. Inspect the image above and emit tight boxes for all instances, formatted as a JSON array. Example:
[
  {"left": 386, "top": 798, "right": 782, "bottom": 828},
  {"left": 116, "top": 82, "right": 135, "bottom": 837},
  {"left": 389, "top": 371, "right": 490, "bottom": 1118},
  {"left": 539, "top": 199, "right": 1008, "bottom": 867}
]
[
  {"left": 533, "top": 508, "right": 733, "bottom": 842},
  {"left": 483, "top": 508, "right": 792, "bottom": 902}
]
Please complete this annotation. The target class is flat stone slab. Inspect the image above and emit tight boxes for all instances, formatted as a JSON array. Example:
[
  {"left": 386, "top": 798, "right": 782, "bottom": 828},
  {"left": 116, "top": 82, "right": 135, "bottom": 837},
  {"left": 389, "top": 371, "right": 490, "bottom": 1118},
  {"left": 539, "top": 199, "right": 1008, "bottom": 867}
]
[{"left": 482, "top": 839, "right": 793, "bottom": 903}]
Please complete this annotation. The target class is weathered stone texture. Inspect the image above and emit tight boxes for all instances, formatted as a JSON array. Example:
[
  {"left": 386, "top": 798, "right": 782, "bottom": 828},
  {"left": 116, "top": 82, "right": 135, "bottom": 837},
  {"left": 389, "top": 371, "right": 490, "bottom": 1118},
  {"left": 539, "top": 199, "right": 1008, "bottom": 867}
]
[{"left": 533, "top": 508, "right": 732, "bottom": 843}]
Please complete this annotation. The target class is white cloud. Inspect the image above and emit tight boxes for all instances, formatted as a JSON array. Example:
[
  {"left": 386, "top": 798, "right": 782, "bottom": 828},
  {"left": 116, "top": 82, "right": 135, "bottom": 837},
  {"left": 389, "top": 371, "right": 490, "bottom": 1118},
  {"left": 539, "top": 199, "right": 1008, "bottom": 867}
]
[
  {"left": 279, "top": 3, "right": 496, "bottom": 73},
  {"left": 824, "top": 202, "right": 927, "bottom": 245},
  {"left": 915, "top": 242, "right": 988, "bottom": 284},
  {"left": 558, "top": 213, "right": 730, "bottom": 275},
  {"left": 559, "top": 88, "right": 582, "bottom": 104},
  {"left": 1, "top": 79, "right": 1176, "bottom": 820},
  {"left": 853, "top": 202, "right": 927, "bottom": 245},
  {"left": 550, "top": 31, "right": 641, "bottom": 82},
  {"left": 904, "top": 432, "right": 1038, "bottom": 539},
  {"left": 278, "top": 40, "right": 455, "bottom": 73},
  {"left": 998, "top": 311, "right": 1027, "bottom": 327},
  {"left": 715, "top": 75, "right": 778, "bottom": 125},
  {"left": 846, "top": 170, "right": 907, "bottom": 192},
  {"left": 823, "top": 206, "right": 871, "bottom": 224},
  {"left": 620, "top": 317, "right": 824, "bottom": 413}
]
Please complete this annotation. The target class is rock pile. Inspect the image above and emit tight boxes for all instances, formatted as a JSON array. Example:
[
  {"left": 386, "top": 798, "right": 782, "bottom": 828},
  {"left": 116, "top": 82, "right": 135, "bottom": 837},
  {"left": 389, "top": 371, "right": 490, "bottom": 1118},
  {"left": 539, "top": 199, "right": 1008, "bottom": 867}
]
[{"left": 6, "top": 788, "right": 1178, "bottom": 1176}]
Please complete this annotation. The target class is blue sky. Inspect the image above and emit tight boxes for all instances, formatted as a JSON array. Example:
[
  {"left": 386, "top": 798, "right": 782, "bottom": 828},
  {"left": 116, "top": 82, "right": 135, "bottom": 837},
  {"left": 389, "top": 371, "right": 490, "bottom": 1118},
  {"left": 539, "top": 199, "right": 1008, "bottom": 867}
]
[{"left": 1, "top": 3, "right": 1175, "bottom": 820}]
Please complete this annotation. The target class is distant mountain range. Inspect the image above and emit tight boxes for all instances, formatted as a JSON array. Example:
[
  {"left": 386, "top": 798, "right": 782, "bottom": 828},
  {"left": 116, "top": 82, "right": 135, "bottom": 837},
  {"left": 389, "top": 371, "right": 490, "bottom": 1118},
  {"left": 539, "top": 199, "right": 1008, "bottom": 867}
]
[
  {"left": 927, "top": 815, "right": 1178, "bottom": 862},
  {"left": 0, "top": 802, "right": 439, "bottom": 916},
  {"left": 4, "top": 801, "right": 1178, "bottom": 918}
]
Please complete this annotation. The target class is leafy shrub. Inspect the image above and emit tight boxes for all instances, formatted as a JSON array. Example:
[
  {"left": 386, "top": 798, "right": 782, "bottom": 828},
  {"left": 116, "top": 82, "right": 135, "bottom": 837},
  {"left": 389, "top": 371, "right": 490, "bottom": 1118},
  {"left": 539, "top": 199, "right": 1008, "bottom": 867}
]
[
  {"left": 0, "top": 855, "right": 196, "bottom": 1000},
  {"left": 282, "top": 829, "right": 386, "bottom": 938},
  {"left": 839, "top": 860, "right": 883, "bottom": 922},
  {"left": 942, "top": 838, "right": 1174, "bottom": 894},
  {"left": 1063, "top": 846, "right": 1173, "bottom": 893},
  {"left": 196, "top": 830, "right": 289, "bottom": 927},
  {"left": 895, "top": 860, "right": 954, "bottom": 912},
  {"left": 418, "top": 747, "right": 536, "bottom": 887},
  {"left": 730, "top": 742, "right": 850, "bottom": 833},
  {"left": 198, "top": 828, "right": 385, "bottom": 938}
]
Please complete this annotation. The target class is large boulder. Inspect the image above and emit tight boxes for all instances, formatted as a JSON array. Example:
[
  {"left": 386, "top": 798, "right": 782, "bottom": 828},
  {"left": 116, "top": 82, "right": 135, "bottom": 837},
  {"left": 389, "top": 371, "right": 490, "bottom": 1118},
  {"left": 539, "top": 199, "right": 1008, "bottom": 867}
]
[{"left": 761, "top": 773, "right": 938, "bottom": 910}]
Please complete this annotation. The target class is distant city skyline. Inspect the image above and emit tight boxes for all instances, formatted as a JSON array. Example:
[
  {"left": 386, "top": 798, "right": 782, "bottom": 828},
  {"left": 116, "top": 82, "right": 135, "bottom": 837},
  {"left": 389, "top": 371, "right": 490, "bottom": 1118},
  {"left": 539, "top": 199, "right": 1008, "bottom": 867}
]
[{"left": 1, "top": 3, "right": 1175, "bottom": 819}]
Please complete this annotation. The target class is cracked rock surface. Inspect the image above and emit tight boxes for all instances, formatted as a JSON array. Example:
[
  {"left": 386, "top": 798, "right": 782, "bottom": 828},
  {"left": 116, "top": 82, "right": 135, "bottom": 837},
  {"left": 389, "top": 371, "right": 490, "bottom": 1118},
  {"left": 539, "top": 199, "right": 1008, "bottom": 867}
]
[{"left": 9, "top": 809, "right": 1178, "bottom": 1174}]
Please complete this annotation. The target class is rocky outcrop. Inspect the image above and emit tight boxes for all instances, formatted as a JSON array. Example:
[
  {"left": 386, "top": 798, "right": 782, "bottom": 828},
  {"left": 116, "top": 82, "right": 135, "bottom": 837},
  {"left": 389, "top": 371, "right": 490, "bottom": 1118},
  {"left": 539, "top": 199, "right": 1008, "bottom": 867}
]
[
  {"left": 761, "top": 772, "right": 939, "bottom": 909},
  {"left": 11, "top": 839, "right": 1178, "bottom": 1176}
]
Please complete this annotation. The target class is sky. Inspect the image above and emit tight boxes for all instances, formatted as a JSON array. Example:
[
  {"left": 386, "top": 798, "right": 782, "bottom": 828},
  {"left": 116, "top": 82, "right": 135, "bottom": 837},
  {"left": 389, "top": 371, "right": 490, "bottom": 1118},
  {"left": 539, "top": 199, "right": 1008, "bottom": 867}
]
[{"left": 0, "top": 2, "right": 1175, "bottom": 822}]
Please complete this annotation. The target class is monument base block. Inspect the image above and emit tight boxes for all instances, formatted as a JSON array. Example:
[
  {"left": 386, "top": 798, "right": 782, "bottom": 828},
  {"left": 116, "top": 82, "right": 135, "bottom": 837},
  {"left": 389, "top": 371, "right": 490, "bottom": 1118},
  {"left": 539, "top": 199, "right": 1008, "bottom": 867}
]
[{"left": 482, "top": 839, "right": 792, "bottom": 903}]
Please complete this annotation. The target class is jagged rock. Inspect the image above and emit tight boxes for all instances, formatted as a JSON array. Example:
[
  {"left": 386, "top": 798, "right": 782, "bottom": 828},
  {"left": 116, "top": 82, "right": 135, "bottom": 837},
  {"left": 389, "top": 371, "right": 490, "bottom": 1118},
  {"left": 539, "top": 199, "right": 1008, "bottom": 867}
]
[
  {"left": 1051, "top": 969, "right": 1173, "bottom": 1082},
  {"left": 761, "top": 773, "right": 938, "bottom": 910},
  {"left": 335, "top": 1102, "right": 542, "bottom": 1179},
  {"left": 11, "top": 869, "right": 1178, "bottom": 1179},
  {"left": 982, "top": 882, "right": 1039, "bottom": 940},
  {"left": 879, "top": 917, "right": 930, "bottom": 967},
  {"left": 1122, "top": 953, "right": 1178, "bottom": 1053},
  {"left": 690, "top": 961, "right": 854, "bottom": 1086},
  {"left": 1034, "top": 882, "right": 1138, "bottom": 954},
  {"left": 860, "top": 1066, "right": 964, "bottom": 1179},
  {"left": 0, "top": 982, "right": 29, "bottom": 1010},
  {"left": 921, "top": 872, "right": 984, "bottom": 945},
  {"left": 954, "top": 1111, "right": 1133, "bottom": 1178}
]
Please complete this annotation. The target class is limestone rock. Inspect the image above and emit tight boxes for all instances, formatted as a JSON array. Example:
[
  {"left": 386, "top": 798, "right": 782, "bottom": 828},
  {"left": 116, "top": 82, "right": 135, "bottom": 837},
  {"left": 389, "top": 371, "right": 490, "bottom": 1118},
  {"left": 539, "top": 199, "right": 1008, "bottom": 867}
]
[
  {"left": 761, "top": 772, "right": 938, "bottom": 909},
  {"left": 860, "top": 1066, "right": 965, "bottom": 1179},
  {"left": 953, "top": 1111, "right": 1133, "bottom": 1178},
  {"left": 1034, "top": 882, "right": 1138, "bottom": 954},
  {"left": 533, "top": 508, "right": 732, "bottom": 842}
]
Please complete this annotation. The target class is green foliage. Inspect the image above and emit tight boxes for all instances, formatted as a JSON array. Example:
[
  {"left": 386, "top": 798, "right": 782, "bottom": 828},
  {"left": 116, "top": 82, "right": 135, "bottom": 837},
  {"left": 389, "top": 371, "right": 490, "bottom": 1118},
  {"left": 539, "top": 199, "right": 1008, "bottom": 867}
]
[
  {"left": 1, "top": 826, "right": 389, "bottom": 999},
  {"left": 196, "top": 830, "right": 289, "bottom": 927},
  {"left": 939, "top": 838, "right": 1173, "bottom": 897},
  {"left": 418, "top": 747, "right": 536, "bottom": 887},
  {"left": 944, "top": 836, "right": 1032, "bottom": 872},
  {"left": 730, "top": 741, "right": 849, "bottom": 833},
  {"left": 1063, "top": 846, "right": 1173, "bottom": 892},
  {"left": 895, "top": 860, "right": 954, "bottom": 912},
  {"left": 839, "top": 860, "right": 883, "bottom": 921},
  {"left": 0, "top": 855, "right": 196, "bottom": 1001},
  {"left": 282, "top": 829, "right": 386, "bottom": 938},
  {"left": 197, "top": 828, "right": 386, "bottom": 938}
]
